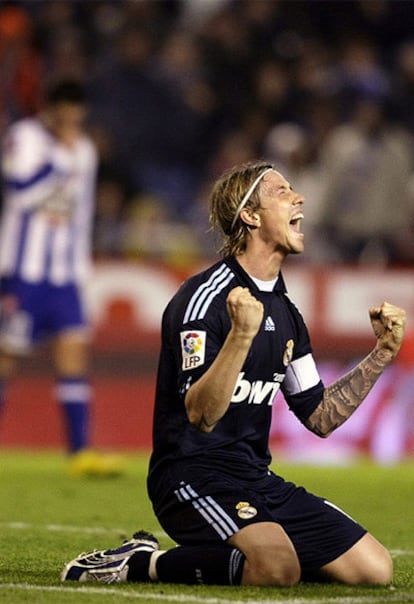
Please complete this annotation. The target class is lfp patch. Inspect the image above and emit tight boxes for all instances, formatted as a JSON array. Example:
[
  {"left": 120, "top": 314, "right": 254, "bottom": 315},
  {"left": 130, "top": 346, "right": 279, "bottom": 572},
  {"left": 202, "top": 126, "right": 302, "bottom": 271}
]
[{"left": 180, "top": 330, "right": 206, "bottom": 371}]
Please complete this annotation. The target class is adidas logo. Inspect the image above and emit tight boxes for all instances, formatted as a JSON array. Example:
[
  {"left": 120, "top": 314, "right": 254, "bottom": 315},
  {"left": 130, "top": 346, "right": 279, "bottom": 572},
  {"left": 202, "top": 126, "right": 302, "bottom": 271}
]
[{"left": 264, "top": 316, "right": 275, "bottom": 331}]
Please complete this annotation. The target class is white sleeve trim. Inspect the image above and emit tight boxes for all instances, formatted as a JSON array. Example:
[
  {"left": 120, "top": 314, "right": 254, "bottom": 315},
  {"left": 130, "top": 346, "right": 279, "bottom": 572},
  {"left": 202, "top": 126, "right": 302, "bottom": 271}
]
[{"left": 284, "top": 353, "right": 321, "bottom": 395}]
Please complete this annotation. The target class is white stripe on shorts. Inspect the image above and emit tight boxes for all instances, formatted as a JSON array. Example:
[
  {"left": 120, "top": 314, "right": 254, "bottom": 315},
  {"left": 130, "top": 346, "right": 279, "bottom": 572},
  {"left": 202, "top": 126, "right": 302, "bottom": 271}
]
[{"left": 174, "top": 482, "right": 239, "bottom": 541}]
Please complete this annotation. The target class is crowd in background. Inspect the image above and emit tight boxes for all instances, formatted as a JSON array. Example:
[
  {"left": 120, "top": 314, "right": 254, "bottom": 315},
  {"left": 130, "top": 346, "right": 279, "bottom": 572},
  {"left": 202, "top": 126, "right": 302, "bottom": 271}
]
[{"left": 1, "top": 0, "right": 414, "bottom": 267}]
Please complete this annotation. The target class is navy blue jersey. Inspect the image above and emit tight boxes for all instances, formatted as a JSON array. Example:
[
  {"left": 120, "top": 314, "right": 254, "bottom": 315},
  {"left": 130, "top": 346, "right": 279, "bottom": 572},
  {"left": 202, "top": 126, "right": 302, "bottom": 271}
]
[{"left": 148, "top": 256, "right": 324, "bottom": 481}]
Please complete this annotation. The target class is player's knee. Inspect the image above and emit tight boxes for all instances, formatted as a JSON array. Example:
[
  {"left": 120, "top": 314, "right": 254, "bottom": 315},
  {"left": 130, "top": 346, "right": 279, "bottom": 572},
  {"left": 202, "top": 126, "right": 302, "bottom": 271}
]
[
  {"left": 243, "top": 547, "right": 301, "bottom": 587},
  {"left": 363, "top": 549, "right": 393, "bottom": 585},
  {"left": 247, "top": 560, "right": 301, "bottom": 587},
  {"left": 266, "top": 561, "right": 301, "bottom": 587},
  {"left": 339, "top": 545, "right": 393, "bottom": 586}
]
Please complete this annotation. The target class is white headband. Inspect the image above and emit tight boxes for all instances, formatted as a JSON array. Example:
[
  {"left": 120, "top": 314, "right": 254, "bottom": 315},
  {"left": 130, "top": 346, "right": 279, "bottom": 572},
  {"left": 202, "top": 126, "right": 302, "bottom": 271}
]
[{"left": 230, "top": 168, "right": 273, "bottom": 231}]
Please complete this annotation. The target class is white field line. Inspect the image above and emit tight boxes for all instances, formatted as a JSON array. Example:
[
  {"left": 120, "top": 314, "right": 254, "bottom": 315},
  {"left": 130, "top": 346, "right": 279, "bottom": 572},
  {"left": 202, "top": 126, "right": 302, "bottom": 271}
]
[
  {"left": 1, "top": 521, "right": 413, "bottom": 551},
  {"left": 0, "top": 520, "right": 165, "bottom": 539},
  {"left": 2, "top": 583, "right": 414, "bottom": 604},
  {"left": 1, "top": 584, "right": 414, "bottom": 604},
  {"left": 1, "top": 521, "right": 414, "bottom": 558},
  {"left": 0, "top": 521, "right": 128, "bottom": 535},
  {"left": 0, "top": 522, "right": 414, "bottom": 556}
]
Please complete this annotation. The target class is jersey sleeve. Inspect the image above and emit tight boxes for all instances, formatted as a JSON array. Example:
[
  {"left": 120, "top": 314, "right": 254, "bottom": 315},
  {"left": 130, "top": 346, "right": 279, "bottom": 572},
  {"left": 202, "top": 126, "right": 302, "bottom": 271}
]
[
  {"left": 281, "top": 297, "right": 325, "bottom": 422},
  {"left": 281, "top": 353, "right": 324, "bottom": 422},
  {"left": 173, "top": 297, "right": 227, "bottom": 397},
  {"left": 2, "top": 121, "right": 67, "bottom": 211},
  {"left": 178, "top": 319, "right": 224, "bottom": 388}
]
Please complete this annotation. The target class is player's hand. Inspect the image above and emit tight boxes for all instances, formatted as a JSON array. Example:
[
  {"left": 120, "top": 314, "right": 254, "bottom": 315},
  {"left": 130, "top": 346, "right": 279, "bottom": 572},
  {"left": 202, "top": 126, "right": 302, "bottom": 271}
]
[
  {"left": 226, "top": 287, "right": 264, "bottom": 340},
  {"left": 369, "top": 301, "right": 406, "bottom": 358}
]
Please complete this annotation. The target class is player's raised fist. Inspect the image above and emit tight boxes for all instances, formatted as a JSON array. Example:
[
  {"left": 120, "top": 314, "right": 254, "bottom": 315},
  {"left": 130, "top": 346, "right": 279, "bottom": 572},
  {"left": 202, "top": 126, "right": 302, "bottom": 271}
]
[
  {"left": 226, "top": 287, "right": 264, "bottom": 339},
  {"left": 369, "top": 301, "right": 406, "bottom": 357}
]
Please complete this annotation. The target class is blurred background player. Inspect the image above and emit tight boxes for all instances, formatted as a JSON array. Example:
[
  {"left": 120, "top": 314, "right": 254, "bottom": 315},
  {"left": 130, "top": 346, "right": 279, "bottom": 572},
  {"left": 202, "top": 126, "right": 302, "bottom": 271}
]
[{"left": 0, "top": 79, "right": 121, "bottom": 476}]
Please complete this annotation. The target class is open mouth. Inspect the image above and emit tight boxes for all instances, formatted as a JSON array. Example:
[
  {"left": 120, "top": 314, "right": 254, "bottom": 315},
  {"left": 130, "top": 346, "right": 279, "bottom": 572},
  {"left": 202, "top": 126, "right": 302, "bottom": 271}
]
[{"left": 289, "top": 212, "right": 304, "bottom": 234}]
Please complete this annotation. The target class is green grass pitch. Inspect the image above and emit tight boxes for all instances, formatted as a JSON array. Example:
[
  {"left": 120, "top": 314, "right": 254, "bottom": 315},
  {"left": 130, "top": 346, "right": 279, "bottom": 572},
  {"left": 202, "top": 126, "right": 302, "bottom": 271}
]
[{"left": 1, "top": 450, "right": 413, "bottom": 603}]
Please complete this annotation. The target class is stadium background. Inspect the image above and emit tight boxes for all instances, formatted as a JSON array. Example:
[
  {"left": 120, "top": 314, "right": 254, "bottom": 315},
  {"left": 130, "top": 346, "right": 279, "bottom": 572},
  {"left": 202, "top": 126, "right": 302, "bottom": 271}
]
[{"left": 1, "top": 0, "right": 414, "bottom": 464}]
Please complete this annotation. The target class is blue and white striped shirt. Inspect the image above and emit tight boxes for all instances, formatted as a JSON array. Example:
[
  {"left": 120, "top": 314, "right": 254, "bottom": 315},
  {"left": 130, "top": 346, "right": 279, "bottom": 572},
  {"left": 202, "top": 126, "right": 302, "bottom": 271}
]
[{"left": 0, "top": 118, "right": 97, "bottom": 285}]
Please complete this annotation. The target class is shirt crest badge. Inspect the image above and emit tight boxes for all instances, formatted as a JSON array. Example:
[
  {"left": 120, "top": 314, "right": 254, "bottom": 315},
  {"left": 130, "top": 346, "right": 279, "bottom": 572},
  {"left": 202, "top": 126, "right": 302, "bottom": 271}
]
[{"left": 236, "top": 501, "right": 258, "bottom": 520}]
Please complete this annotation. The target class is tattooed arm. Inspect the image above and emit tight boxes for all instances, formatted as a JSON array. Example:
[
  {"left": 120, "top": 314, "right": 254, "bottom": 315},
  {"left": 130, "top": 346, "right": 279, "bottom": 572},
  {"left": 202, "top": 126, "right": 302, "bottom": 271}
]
[{"left": 306, "top": 302, "right": 406, "bottom": 438}]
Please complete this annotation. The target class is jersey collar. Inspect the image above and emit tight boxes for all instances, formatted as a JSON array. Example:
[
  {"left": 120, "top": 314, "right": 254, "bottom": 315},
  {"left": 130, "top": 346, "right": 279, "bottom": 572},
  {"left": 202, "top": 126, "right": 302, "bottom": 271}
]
[{"left": 224, "top": 256, "right": 287, "bottom": 293}]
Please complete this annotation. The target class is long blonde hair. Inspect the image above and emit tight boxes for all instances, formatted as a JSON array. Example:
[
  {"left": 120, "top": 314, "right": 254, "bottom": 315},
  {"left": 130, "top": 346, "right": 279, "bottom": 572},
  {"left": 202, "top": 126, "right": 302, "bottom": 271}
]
[{"left": 209, "top": 160, "right": 274, "bottom": 256}]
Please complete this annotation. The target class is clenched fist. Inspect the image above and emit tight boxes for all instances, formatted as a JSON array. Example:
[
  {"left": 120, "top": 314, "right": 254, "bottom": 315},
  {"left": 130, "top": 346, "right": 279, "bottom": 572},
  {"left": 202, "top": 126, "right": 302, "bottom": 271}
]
[
  {"left": 226, "top": 287, "right": 264, "bottom": 340},
  {"left": 369, "top": 301, "right": 406, "bottom": 358}
]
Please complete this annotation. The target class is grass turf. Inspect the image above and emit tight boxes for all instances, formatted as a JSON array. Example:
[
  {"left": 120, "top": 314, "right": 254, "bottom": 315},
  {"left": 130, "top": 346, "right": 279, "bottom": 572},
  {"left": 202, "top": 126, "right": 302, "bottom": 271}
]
[{"left": 0, "top": 450, "right": 413, "bottom": 603}]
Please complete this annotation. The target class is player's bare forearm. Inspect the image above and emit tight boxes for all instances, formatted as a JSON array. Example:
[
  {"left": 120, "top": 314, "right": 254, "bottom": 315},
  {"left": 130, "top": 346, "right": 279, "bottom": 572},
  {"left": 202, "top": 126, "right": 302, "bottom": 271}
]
[
  {"left": 306, "top": 347, "right": 394, "bottom": 437},
  {"left": 306, "top": 301, "right": 406, "bottom": 438}
]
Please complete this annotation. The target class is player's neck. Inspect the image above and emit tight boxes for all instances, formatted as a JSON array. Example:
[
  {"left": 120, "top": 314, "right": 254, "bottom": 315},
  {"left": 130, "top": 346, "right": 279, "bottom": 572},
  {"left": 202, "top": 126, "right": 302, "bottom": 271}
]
[
  {"left": 40, "top": 113, "right": 81, "bottom": 148},
  {"left": 235, "top": 248, "right": 284, "bottom": 281}
]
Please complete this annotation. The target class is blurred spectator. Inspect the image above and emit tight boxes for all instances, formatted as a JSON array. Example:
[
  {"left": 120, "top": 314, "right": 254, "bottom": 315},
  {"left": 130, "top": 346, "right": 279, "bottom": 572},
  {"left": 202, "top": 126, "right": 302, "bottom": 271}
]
[
  {"left": 88, "top": 20, "right": 211, "bottom": 218},
  {"left": 318, "top": 92, "right": 414, "bottom": 264},
  {"left": 94, "top": 175, "right": 128, "bottom": 259},
  {"left": 33, "top": 0, "right": 88, "bottom": 83},
  {"left": 123, "top": 192, "right": 200, "bottom": 270},
  {"left": 252, "top": 58, "right": 294, "bottom": 123},
  {"left": 209, "top": 130, "right": 258, "bottom": 177},
  {"left": 394, "top": 173, "right": 414, "bottom": 263},
  {"left": 0, "top": 4, "right": 43, "bottom": 134},
  {"left": 330, "top": 35, "right": 390, "bottom": 115},
  {"left": 2, "top": 0, "right": 414, "bottom": 265},
  {"left": 179, "top": 0, "right": 230, "bottom": 29},
  {"left": 392, "top": 40, "right": 414, "bottom": 134}
]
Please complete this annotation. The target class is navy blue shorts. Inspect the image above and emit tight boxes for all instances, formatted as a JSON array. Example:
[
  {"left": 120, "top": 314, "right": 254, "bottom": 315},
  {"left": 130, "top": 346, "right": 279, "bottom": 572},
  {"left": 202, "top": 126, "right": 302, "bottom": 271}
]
[
  {"left": 0, "top": 277, "right": 87, "bottom": 353},
  {"left": 148, "top": 462, "right": 367, "bottom": 573}
]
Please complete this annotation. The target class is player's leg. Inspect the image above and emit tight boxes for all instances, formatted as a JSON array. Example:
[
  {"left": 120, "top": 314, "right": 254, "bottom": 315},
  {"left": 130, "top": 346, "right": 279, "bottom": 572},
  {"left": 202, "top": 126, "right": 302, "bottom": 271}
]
[
  {"left": 51, "top": 282, "right": 122, "bottom": 476},
  {"left": 53, "top": 328, "right": 122, "bottom": 476},
  {"left": 53, "top": 328, "right": 91, "bottom": 454},
  {"left": 62, "top": 530, "right": 247, "bottom": 585},
  {"left": 141, "top": 472, "right": 300, "bottom": 586},
  {"left": 228, "top": 521, "right": 301, "bottom": 586},
  {"left": 271, "top": 483, "right": 390, "bottom": 585},
  {"left": 0, "top": 282, "right": 35, "bottom": 420},
  {"left": 130, "top": 521, "right": 300, "bottom": 586},
  {"left": 63, "top": 470, "right": 301, "bottom": 586},
  {"left": 62, "top": 521, "right": 300, "bottom": 586},
  {"left": 319, "top": 532, "right": 393, "bottom": 585}
]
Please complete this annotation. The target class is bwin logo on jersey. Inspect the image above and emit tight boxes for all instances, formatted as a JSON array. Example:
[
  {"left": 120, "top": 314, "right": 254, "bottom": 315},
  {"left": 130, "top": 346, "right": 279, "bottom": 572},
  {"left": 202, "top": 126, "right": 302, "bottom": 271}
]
[
  {"left": 231, "top": 372, "right": 284, "bottom": 406},
  {"left": 264, "top": 316, "right": 275, "bottom": 331}
]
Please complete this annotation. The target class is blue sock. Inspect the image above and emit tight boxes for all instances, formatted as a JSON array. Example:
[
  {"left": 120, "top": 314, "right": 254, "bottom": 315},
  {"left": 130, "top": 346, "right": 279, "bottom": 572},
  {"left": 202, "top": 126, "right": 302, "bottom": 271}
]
[{"left": 56, "top": 377, "right": 91, "bottom": 453}]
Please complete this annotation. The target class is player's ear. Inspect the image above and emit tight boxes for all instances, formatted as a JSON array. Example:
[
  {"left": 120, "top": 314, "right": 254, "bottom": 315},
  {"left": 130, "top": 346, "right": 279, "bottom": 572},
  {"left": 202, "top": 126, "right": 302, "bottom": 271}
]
[{"left": 240, "top": 208, "right": 260, "bottom": 228}]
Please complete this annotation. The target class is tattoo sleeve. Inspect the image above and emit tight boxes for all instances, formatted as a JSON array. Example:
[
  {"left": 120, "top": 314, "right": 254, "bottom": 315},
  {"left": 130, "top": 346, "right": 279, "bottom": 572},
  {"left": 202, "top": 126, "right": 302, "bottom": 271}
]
[{"left": 305, "top": 348, "right": 393, "bottom": 437}]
